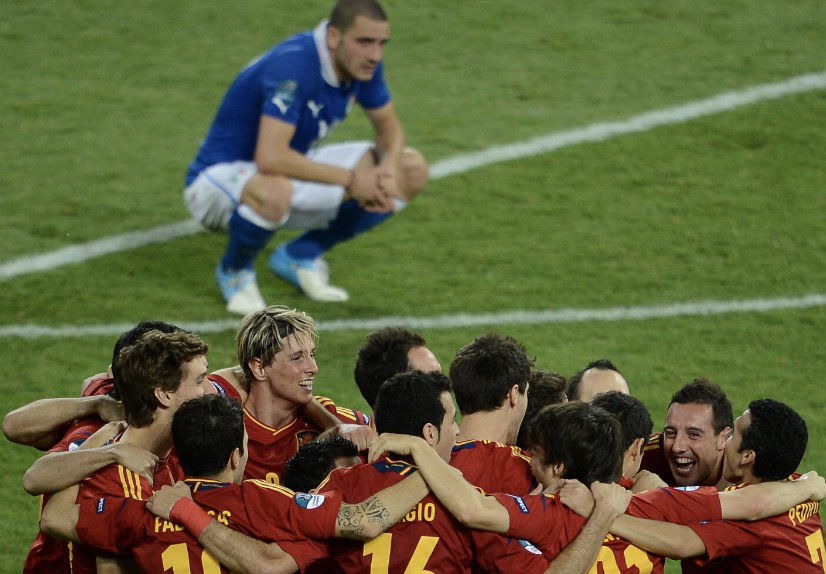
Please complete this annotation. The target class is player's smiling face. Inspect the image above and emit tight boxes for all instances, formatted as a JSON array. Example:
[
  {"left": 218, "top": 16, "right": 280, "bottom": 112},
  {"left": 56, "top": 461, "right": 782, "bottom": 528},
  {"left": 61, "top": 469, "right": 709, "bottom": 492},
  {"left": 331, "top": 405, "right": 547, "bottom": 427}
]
[
  {"left": 328, "top": 15, "right": 390, "bottom": 83},
  {"left": 262, "top": 332, "right": 318, "bottom": 407},
  {"left": 663, "top": 402, "right": 728, "bottom": 486}
]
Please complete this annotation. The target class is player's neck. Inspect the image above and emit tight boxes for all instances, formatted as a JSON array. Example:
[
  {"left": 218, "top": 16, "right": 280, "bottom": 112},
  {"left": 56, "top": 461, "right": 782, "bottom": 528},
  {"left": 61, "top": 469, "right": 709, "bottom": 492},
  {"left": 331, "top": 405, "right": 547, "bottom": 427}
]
[
  {"left": 458, "top": 411, "right": 513, "bottom": 444},
  {"left": 120, "top": 421, "right": 173, "bottom": 459},
  {"left": 245, "top": 386, "right": 300, "bottom": 429}
]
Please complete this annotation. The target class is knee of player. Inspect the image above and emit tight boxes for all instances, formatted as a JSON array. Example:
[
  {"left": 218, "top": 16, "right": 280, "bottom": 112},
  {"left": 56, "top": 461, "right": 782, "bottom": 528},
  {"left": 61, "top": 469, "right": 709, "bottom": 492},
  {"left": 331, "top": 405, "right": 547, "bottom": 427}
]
[
  {"left": 243, "top": 175, "right": 294, "bottom": 222},
  {"left": 400, "top": 147, "right": 429, "bottom": 200}
]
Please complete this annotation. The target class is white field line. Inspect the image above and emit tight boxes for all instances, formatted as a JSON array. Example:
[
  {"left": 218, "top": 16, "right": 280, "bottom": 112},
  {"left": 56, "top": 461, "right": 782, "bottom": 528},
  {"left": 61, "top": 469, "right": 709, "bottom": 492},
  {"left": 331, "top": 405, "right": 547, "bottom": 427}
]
[
  {"left": 2, "top": 294, "right": 824, "bottom": 339},
  {"left": 2, "top": 70, "right": 825, "bottom": 282}
]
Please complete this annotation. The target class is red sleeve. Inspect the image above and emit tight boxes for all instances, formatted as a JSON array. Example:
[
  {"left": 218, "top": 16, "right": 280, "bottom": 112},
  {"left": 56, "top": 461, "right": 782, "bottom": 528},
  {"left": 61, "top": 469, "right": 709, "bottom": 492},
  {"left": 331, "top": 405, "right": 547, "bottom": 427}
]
[
  {"left": 208, "top": 374, "right": 243, "bottom": 401},
  {"left": 628, "top": 486, "right": 722, "bottom": 523},
  {"left": 75, "top": 496, "right": 141, "bottom": 553},
  {"left": 241, "top": 480, "right": 343, "bottom": 540},
  {"left": 47, "top": 418, "right": 104, "bottom": 454},
  {"left": 316, "top": 395, "right": 370, "bottom": 425},
  {"left": 494, "top": 492, "right": 585, "bottom": 553},
  {"left": 470, "top": 530, "right": 549, "bottom": 574},
  {"left": 81, "top": 376, "right": 114, "bottom": 397},
  {"left": 686, "top": 519, "right": 762, "bottom": 562}
]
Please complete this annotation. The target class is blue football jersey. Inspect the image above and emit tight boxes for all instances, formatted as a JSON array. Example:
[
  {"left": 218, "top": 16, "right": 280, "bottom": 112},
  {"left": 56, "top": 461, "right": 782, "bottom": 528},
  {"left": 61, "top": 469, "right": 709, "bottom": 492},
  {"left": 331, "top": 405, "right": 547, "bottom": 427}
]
[{"left": 186, "top": 20, "right": 391, "bottom": 185}]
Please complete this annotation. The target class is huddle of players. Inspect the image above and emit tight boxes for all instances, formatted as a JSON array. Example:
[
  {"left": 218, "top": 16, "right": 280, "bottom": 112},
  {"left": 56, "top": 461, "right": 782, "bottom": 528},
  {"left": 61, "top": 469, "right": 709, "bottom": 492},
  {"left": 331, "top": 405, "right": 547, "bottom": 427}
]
[{"left": 3, "top": 306, "right": 825, "bottom": 573}]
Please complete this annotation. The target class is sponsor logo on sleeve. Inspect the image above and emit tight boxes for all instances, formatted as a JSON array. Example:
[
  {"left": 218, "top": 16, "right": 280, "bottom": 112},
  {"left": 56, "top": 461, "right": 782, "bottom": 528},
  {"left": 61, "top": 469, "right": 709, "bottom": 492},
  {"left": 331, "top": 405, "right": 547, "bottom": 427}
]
[
  {"left": 675, "top": 486, "right": 700, "bottom": 492},
  {"left": 272, "top": 80, "right": 298, "bottom": 114},
  {"left": 295, "top": 492, "right": 326, "bottom": 510},
  {"left": 506, "top": 494, "right": 530, "bottom": 514},
  {"left": 96, "top": 498, "right": 106, "bottom": 513}
]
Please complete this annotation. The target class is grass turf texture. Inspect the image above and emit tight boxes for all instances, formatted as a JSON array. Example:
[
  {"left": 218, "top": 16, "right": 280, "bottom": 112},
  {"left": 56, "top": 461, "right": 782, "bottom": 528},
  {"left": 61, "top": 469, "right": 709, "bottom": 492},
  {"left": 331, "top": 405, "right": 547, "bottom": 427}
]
[{"left": 2, "top": 1, "right": 825, "bottom": 572}]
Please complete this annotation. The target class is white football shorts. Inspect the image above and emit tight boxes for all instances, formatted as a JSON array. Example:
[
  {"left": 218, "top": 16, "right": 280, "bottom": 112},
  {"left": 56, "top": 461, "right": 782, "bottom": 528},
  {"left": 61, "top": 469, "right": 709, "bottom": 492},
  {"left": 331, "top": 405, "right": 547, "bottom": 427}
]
[{"left": 183, "top": 141, "right": 372, "bottom": 231}]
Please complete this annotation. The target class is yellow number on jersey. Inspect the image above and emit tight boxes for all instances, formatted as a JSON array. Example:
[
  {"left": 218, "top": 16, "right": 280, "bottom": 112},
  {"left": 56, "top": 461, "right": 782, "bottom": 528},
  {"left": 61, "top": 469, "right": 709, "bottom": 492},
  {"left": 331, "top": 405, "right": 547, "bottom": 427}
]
[
  {"left": 806, "top": 531, "right": 826, "bottom": 572},
  {"left": 161, "top": 542, "right": 221, "bottom": 574},
  {"left": 363, "top": 532, "right": 439, "bottom": 574},
  {"left": 588, "top": 543, "right": 654, "bottom": 574}
]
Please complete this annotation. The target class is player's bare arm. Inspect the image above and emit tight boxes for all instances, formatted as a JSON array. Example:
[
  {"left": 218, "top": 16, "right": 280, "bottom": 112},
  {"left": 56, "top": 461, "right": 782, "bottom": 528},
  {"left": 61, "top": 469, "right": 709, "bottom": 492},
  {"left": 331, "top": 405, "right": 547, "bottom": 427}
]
[
  {"left": 255, "top": 116, "right": 356, "bottom": 186},
  {"left": 610, "top": 514, "right": 706, "bottom": 559},
  {"left": 146, "top": 482, "right": 299, "bottom": 574},
  {"left": 3, "top": 395, "right": 123, "bottom": 450},
  {"left": 335, "top": 471, "right": 428, "bottom": 540},
  {"left": 368, "top": 432, "right": 511, "bottom": 533},
  {"left": 545, "top": 482, "right": 632, "bottom": 574},
  {"left": 718, "top": 471, "right": 826, "bottom": 520},
  {"left": 365, "top": 101, "right": 404, "bottom": 194},
  {"left": 24, "top": 430, "right": 157, "bottom": 495},
  {"left": 39, "top": 422, "right": 132, "bottom": 541}
]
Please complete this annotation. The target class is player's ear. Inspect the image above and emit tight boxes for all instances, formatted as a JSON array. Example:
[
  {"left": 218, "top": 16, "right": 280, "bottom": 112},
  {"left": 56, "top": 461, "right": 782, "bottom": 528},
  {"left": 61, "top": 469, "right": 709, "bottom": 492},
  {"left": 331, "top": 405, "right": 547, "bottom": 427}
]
[
  {"left": 630, "top": 437, "right": 645, "bottom": 461},
  {"left": 739, "top": 448, "right": 756, "bottom": 467},
  {"left": 229, "top": 448, "right": 241, "bottom": 471},
  {"left": 422, "top": 422, "right": 439, "bottom": 447},
  {"left": 715, "top": 427, "right": 732, "bottom": 450},
  {"left": 154, "top": 387, "right": 173, "bottom": 408},
  {"left": 507, "top": 385, "right": 520, "bottom": 408},
  {"left": 327, "top": 24, "right": 341, "bottom": 51},
  {"left": 249, "top": 358, "right": 267, "bottom": 381}
]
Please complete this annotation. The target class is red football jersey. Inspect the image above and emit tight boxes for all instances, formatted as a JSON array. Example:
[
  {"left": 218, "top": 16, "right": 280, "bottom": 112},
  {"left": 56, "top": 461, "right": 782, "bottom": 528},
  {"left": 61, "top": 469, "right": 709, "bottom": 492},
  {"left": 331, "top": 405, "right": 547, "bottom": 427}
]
[
  {"left": 450, "top": 439, "right": 537, "bottom": 495},
  {"left": 320, "top": 457, "right": 548, "bottom": 574},
  {"left": 22, "top": 376, "right": 112, "bottom": 574},
  {"left": 71, "top": 447, "right": 184, "bottom": 574},
  {"left": 499, "top": 486, "right": 722, "bottom": 573},
  {"left": 211, "top": 374, "right": 369, "bottom": 485},
  {"left": 686, "top": 479, "right": 825, "bottom": 573},
  {"left": 75, "top": 478, "right": 343, "bottom": 572}
]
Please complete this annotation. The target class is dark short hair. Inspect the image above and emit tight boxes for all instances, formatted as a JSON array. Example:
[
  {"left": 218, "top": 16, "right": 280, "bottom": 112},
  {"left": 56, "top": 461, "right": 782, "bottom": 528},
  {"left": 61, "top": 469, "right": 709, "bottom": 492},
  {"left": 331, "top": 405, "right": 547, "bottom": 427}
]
[
  {"left": 566, "top": 359, "right": 621, "bottom": 402},
  {"left": 110, "top": 321, "right": 182, "bottom": 399},
  {"left": 527, "top": 402, "right": 623, "bottom": 485},
  {"left": 515, "top": 370, "right": 567, "bottom": 450},
  {"left": 173, "top": 395, "right": 244, "bottom": 478},
  {"left": 449, "top": 333, "right": 533, "bottom": 415},
  {"left": 329, "top": 0, "right": 387, "bottom": 31},
  {"left": 282, "top": 436, "right": 359, "bottom": 493},
  {"left": 354, "top": 327, "right": 427, "bottom": 409},
  {"left": 741, "top": 399, "right": 807, "bottom": 481},
  {"left": 671, "top": 378, "right": 733, "bottom": 434},
  {"left": 374, "top": 371, "right": 452, "bottom": 438},
  {"left": 117, "top": 331, "right": 208, "bottom": 427},
  {"left": 591, "top": 391, "right": 653, "bottom": 452}
]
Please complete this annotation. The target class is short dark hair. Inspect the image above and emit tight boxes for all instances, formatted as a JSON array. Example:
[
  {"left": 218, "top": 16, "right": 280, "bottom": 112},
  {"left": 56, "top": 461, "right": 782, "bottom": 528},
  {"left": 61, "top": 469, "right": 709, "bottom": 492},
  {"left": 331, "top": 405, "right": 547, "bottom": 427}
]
[
  {"left": 670, "top": 378, "right": 733, "bottom": 434},
  {"left": 374, "top": 371, "right": 452, "bottom": 438},
  {"left": 567, "top": 359, "right": 621, "bottom": 402},
  {"left": 741, "top": 399, "right": 807, "bottom": 481},
  {"left": 590, "top": 391, "right": 653, "bottom": 452},
  {"left": 449, "top": 333, "right": 533, "bottom": 415},
  {"left": 330, "top": 0, "right": 387, "bottom": 31},
  {"left": 527, "top": 402, "right": 623, "bottom": 485},
  {"left": 354, "top": 327, "right": 427, "bottom": 409},
  {"left": 172, "top": 395, "right": 244, "bottom": 478},
  {"left": 515, "top": 370, "right": 567, "bottom": 450},
  {"left": 110, "top": 321, "right": 182, "bottom": 399},
  {"left": 282, "top": 436, "right": 359, "bottom": 493},
  {"left": 117, "top": 331, "right": 208, "bottom": 427}
]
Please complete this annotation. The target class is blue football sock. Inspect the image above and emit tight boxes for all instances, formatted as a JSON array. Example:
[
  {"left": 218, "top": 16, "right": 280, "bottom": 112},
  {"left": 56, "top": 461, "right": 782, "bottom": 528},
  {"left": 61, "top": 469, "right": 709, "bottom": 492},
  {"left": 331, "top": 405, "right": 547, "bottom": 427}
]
[
  {"left": 221, "top": 206, "right": 278, "bottom": 271},
  {"left": 286, "top": 199, "right": 393, "bottom": 260}
]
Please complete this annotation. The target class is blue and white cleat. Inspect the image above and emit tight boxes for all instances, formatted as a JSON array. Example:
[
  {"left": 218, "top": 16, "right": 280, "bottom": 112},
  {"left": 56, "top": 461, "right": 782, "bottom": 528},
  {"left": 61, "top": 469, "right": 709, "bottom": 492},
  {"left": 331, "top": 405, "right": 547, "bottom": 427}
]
[
  {"left": 215, "top": 264, "right": 267, "bottom": 315},
  {"left": 268, "top": 244, "right": 349, "bottom": 302}
]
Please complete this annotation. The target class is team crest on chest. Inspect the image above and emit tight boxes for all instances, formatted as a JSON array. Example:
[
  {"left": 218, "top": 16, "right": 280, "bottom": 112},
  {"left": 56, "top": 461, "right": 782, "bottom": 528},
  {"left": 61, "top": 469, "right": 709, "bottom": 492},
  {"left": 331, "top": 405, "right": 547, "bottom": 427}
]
[{"left": 296, "top": 430, "right": 319, "bottom": 446}]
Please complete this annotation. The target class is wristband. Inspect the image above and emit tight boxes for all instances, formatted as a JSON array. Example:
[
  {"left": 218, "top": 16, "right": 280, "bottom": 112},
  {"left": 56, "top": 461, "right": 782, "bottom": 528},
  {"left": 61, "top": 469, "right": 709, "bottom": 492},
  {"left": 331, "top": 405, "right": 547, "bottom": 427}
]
[
  {"left": 169, "top": 497, "right": 213, "bottom": 539},
  {"left": 345, "top": 169, "right": 356, "bottom": 190}
]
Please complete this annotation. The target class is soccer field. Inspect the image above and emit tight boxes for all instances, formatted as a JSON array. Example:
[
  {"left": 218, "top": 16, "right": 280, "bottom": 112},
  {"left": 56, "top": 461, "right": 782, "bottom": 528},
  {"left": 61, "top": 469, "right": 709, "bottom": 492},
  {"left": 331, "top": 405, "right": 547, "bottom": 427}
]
[{"left": 2, "top": 1, "right": 825, "bottom": 572}]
